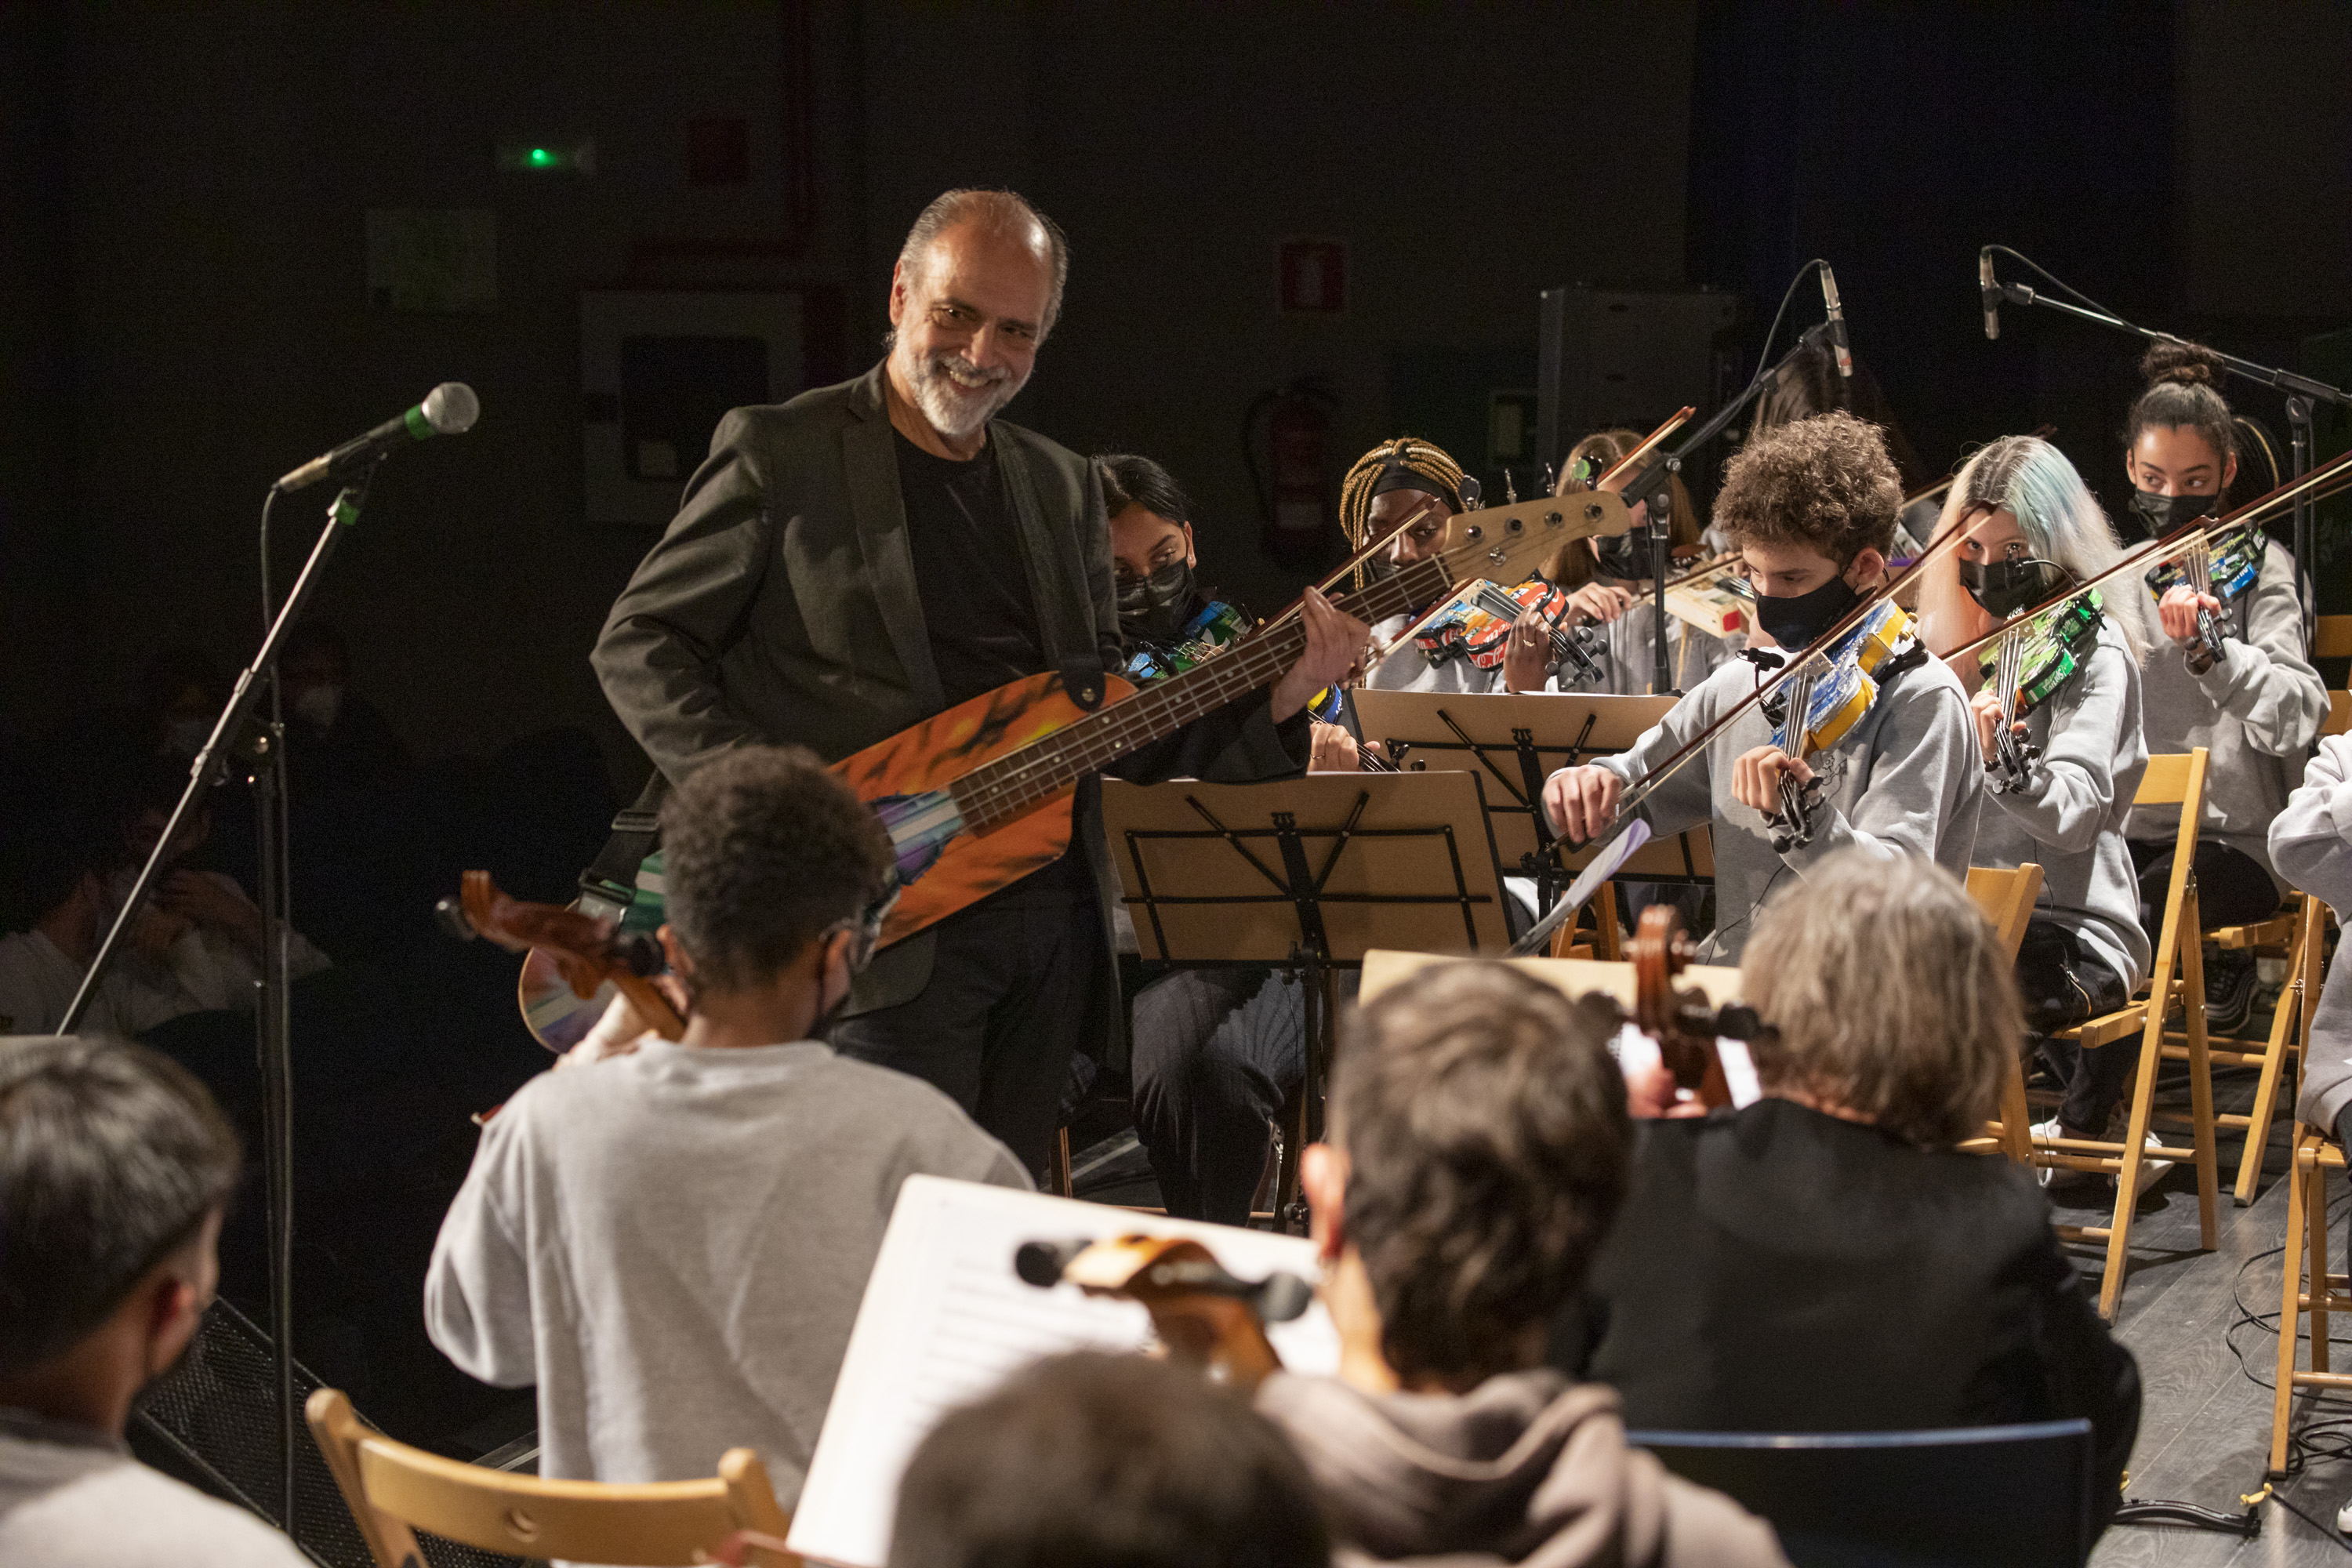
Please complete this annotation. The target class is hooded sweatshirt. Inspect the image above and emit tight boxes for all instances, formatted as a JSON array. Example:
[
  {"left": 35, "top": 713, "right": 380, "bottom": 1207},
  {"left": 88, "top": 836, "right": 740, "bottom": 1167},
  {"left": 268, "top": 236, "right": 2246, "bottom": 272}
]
[
  {"left": 2118, "top": 536, "right": 2324, "bottom": 886},
  {"left": 2278, "top": 736, "right": 2352, "bottom": 1135},
  {"left": 1255, "top": 1368, "right": 1788, "bottom": 1568}
]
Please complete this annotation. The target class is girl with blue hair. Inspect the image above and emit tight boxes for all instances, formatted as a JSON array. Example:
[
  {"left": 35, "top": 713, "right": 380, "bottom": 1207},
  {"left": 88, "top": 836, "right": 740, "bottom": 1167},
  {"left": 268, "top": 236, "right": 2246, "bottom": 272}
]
[{"left": 1921, "top": 435, "right": 2157, "bottom": 1190}]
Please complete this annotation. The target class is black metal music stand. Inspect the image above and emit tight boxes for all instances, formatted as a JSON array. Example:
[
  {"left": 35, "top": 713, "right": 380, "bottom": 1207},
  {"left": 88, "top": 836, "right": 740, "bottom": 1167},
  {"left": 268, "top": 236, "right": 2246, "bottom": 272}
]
[
  {"left": 1348, "top": 691, "right": 1715, "bottom": 919},
  {"left": 1100, "top": 772, "right": 1511, "bottom": 1229}
]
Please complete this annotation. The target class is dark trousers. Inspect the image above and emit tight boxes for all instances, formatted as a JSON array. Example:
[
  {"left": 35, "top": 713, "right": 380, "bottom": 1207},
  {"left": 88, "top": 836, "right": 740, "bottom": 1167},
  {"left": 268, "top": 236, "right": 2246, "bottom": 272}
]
[
  {"left": 2128, "top": 838, "right": 2282, "bottom": 935},
  {"left": 1131, "top": 966, "right": 1305, "bottom": 1225},
  {"left": 2020, "top": 920, "right": 2134, "bottom": 1132},
  {"left": 830, "top": 858, "right": 1109, "bottom": 1177}
]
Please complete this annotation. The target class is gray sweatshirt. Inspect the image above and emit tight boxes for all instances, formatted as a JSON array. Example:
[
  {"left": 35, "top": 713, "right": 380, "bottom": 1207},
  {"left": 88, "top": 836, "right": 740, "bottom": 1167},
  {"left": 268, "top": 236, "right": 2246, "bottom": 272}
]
[
  {"left": 1969, "top": 619, "right": 2151, "bottom": 993},
  {"left": 1256, "top": 1368, "right": 1788, "bottom": 1568},
  {"left": 424, "top": 1040, "right": 1029, "bottom": 1507},
  {"left": 2120, "top": 537, "right": 2324, "bottom": 885},
  {"left": 1584, "top": 647, "right": 1982, "bottom": 962},
  {"left": 2278, "top": 737, "right": 2352, "bottom": 1134},
  {"left": 0, "top": 1417, "right": 310, "bottom": 1567}
]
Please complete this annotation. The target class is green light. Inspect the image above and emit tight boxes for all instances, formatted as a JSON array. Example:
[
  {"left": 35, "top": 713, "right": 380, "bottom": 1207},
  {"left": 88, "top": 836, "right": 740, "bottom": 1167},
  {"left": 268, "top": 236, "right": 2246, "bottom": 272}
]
[{"left": 528, "top": 147, "right": 553, "bottom": 166}]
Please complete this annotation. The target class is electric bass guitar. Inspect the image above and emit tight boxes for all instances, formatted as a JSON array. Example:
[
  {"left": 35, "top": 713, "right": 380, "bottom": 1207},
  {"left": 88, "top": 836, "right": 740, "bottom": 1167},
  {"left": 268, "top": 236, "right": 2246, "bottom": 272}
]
[{"left": 516, "top": 488, "right": 1630, "bottom": 1047}]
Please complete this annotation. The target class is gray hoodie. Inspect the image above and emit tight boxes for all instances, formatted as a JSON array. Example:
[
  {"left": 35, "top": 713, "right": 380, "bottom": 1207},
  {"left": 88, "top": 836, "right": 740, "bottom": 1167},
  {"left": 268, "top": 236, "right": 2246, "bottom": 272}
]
[
  {"left": 1256, "top": 1369, "right": 1788, "bottom": 1568},
  {"left": 2278, "top": 736, "right": 2352, "bottom": 1134},
  {"left": 2120, "top": 536, "right": 2324, "bottom": 886},
  {"left": 1584, "top": 644, "right": 1982, "bottom": 962},
  {"left": 1970, "top": 619, "right": 2151, "bottom": 992}
]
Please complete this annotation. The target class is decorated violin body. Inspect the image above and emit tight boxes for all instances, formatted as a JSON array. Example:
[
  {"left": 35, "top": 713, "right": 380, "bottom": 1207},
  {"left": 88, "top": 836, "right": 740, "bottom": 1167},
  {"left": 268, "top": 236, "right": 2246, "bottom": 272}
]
[
  {"left": 1755, "top": 601, "right": 1928, "bottom": 850},
  {"left": 1976, "top": 594, "right": 2104, "bottom": 792},
  {"left": 1416, "top": 576, "right": 1606, "bottom": 682}
]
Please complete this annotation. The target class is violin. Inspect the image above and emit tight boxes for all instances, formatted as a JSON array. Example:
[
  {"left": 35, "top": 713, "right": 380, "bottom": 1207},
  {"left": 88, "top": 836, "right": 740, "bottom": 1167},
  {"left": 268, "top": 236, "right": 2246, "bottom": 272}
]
[
  {"left": 1122, "top": 597, "right": 1257, "bottom": 684},
  {"left": 2144, "top": 518, "right": 2263, "bottom": 659},
  {"left": 1014, "top": 1233, "right": 1311, "bottom": 1393},
  {"left": 1415, "top": 576, "right": 1606, "bottom": 684},
  {"left": 1751, "top": 601, "right": 1928, "bottom": 851},
  {"left": 1976, "top": 594, "right": 2104, "bottom": 792},
  {"left": 1628, "top": 906, "right": 1740, "bottom": 1109},
  {"left": 437, "top": 870, "right": 685, "bottom": 1109}
]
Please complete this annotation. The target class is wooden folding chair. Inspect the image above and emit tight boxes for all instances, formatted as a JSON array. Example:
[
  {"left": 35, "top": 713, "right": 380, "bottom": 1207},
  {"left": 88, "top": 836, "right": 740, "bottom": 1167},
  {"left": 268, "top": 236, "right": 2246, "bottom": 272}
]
[
  {"left": 2184, "top": 624, "right": 2352, "bottom": 1203},
  {"left": 2270, "top": 1123, "right": 2350, "bottom": 1476},
  {"left": 1549, "top": 880, "right": 1625, "bottom": 961},
  {"left": 307, "top": 1388, "right": 797, "bottom": 1568},
  {"left": 2034, "top": 750, "right": 2220, "bottom": 1321},
  {"left": 1962, "top": 863, "right": 2045, "bottom": 1165}
]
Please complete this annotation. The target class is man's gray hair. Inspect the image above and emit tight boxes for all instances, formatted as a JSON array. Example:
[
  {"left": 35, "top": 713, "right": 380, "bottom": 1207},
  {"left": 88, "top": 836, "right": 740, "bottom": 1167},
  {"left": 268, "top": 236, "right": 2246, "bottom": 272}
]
[{"left": 897, "top": 188, "right": 1070, "bottom": 337}]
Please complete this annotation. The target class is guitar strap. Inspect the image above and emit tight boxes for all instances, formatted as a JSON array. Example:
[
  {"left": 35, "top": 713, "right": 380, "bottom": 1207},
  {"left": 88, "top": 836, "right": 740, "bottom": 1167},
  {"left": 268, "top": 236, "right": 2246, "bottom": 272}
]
[{"left": 581, "top": 770, "right": 669, "bottom": 913}]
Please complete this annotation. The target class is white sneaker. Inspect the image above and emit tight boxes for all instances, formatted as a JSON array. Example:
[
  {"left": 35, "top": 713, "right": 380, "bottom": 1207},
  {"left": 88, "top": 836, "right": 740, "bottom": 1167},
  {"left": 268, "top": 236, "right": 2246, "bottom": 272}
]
[
  {"left": 2124, "top": 1128, "right": 2173, "bottom": 1200},
  {"left": 2336, "top": 1493, "right": 2352, "bottom": 1534},
  {"left": 2030, "top": 1118, "right": 2063, "bottom": 1189}
]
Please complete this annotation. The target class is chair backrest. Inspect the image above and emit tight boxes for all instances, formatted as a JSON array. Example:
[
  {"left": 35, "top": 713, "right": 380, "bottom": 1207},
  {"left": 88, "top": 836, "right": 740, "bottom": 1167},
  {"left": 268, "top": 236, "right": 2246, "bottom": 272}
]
[
  {"left": 1965, "top": 863, "right": 2045, "bottom": 963},
  {"left": 1630, "top": 1419, "right": 2094, "bottom": 1568},
  {"left": 307, "top": 1389, "right": 796, "bottom": 1568},
  {"left": 2132, "top": 750, "right": 2210, "bottom": 965},
  {"left": 2317, "top": 617, "right": 2352, "bottom": 737}
]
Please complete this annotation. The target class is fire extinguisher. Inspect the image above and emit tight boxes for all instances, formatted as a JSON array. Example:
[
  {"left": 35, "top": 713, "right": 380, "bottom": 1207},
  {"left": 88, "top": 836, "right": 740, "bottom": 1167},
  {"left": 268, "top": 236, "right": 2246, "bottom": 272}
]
[{"left": 1245, "top": 377, "right": 1338, "bottom": 568}]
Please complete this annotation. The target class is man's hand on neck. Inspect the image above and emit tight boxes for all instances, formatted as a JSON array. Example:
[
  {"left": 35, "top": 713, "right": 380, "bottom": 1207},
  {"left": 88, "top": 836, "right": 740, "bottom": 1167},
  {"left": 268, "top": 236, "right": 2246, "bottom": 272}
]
[{"left": 886, "top": 355, "right": 987, "bottom": 463}]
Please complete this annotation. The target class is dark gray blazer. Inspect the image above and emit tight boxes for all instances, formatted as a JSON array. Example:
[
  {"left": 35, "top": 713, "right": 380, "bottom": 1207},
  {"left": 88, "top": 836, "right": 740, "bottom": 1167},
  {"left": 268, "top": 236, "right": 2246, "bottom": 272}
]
[{"left": 593, "top": 362, "right": 1308, "bottom": 1018}]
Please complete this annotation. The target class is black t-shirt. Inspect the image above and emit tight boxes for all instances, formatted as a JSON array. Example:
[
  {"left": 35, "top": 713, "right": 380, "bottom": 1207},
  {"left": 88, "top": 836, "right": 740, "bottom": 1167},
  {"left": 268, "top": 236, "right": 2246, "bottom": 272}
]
[{"left": 895, "top": 429, "right": 1047, "bottom": 709}]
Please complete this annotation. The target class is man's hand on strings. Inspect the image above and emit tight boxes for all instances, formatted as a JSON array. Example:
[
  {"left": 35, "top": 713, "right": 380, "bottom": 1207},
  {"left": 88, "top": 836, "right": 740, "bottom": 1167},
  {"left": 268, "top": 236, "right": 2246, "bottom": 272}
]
[
  {"left": 1567, "top": 582, "right": 1635, "bottom": 623},
  {"left": 2157, "top": 583, "right": 2221, "bottom": 648},
  {"left": 1271, "top": 589, "right": 1370, "bottom": 721},
  {"left": 1967, "top": 688, "right": 2027, "bottom": 768},
  {"left": 1543, "top": 764, "right": 1621, "bottom": 842},
  {"left": 1730, "top": 745, "right": 1814, "bottom": 817},
  {"left": 1309, "top": 722, "right": 1381, "bottom": 773},
  {"left": 1501, "top": 607, "right": 1554, "bottom": 693}
]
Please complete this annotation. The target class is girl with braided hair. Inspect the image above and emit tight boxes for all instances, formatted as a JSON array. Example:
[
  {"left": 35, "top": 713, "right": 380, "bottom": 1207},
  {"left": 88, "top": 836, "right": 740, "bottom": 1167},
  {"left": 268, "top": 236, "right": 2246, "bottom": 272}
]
[
  {"left": 2114, "top": 342, "right": 2325, "bottom": 1031},
  {"left": 1342, "top": 436, "right": 1576, "bottom": 699}
]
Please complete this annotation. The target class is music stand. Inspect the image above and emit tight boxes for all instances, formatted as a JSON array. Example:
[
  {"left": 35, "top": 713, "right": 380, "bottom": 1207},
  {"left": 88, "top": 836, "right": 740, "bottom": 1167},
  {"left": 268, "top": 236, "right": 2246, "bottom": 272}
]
[
  {"left": 1101, "top": 771, "right": 1512, "bottom": 1229},
  {"left": 1348, "top": 691, "right": 1715, "bottom": 917}
]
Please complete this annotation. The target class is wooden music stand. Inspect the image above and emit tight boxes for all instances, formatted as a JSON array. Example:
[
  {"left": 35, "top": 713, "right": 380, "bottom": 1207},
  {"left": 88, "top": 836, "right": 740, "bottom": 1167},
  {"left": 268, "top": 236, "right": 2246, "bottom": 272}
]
[
  {"left": 1348, "top": 690, "right": 1715, "bottom": 913},
  {"left": 1100, "top": 772, "right": 1512, "bottom": 1229}
]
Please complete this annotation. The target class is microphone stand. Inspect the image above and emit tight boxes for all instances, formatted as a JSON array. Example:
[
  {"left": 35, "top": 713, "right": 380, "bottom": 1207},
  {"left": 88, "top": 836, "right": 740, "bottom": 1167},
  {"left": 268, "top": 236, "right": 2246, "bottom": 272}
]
[
  {"left": 1983, "top": 250, "right": 2349, "bottom": 642},
  {"left": 63, "top": 460, "right": 381, "bottom": 1546},
  {"left": 1613, "top": 323, "right": 1831, "bottom": 696}
]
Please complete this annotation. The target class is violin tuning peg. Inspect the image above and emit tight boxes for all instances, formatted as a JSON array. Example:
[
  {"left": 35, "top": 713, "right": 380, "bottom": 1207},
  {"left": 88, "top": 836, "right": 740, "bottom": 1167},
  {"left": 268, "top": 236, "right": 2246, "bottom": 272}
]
[{"left": 434, "top": 896, "right": 477, "bottom": 942}]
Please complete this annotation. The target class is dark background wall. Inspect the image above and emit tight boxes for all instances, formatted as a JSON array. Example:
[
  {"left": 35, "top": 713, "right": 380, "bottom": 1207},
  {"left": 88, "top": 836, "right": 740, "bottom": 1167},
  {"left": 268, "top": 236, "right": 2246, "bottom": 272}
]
[{"left": 5, "top": 0, "right": 2348, "bottom": 795}]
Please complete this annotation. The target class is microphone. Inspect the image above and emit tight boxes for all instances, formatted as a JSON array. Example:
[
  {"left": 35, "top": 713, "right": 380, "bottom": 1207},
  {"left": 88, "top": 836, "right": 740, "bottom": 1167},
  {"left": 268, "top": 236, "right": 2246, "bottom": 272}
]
[
  {"left": 1980, "top": 248, "right": 2002, "bottom": 340},
  {"left": 274, "top": 382, "right": 480, "bottom": 493},
  {"left": 1819, "top": 263, "right": 1853, "bottom": 383}
]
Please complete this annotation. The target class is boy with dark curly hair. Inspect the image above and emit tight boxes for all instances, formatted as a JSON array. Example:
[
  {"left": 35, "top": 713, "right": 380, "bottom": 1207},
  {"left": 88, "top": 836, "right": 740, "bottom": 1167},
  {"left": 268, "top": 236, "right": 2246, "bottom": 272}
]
[
  {"left": 1543, "top": 412, "right": 1981, "bottom": 960},
  {"left": 425, "top": 746, "right": 1028, "bottom": 1515}
]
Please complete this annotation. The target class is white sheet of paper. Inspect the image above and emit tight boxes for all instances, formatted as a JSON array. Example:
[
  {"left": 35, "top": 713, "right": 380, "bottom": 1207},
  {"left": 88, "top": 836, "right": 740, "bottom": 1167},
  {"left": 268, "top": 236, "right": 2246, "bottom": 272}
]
[{"left": 786, "top": 1176, "right": 1338, "bottom": 1568}]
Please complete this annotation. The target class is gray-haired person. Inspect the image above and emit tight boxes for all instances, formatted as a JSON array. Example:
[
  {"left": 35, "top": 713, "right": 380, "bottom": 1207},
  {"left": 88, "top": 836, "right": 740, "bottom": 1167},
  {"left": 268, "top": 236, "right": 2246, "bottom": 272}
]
[
  {"left": 0, "top": 1036, "right": 307, "bottom": 1566},
  {"left": 593, "top": 189, "right": 1365, "bottom": 1175}
]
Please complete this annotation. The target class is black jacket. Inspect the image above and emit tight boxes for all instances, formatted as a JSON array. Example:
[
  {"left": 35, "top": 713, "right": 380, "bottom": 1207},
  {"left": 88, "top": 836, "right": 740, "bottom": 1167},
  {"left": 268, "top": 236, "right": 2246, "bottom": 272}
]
[
  {"left": 592, "top": 363, "right": 1308, "bottom": 1014},
  {"left": 1552, "top": 1098, "right": 2140, "bottom": 1530}
]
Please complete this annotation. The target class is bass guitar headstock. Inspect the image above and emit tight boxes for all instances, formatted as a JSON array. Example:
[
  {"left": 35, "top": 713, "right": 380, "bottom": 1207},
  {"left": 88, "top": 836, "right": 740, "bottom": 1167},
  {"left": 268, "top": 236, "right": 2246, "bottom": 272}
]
[{"left": 1434, "top": 488, "right": 1633, "bottom": 598}]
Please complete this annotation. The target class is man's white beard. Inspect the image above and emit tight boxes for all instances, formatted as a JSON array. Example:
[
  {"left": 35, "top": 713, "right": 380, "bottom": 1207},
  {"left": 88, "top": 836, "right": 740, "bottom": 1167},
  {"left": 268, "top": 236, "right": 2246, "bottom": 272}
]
[{"left": 898, "top": 344, "right": 1024, "bottom": 440}]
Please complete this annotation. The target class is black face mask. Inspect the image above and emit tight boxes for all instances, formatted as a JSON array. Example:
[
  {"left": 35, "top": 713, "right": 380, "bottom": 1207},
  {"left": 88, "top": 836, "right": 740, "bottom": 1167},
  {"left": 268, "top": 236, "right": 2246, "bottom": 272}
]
[
  {"left": 1117, "top": 558, "right": 1199, "bottom": 644},
  {"left": 1754, "top": 572, "right": 1861, "bottom": 650},
  {"left": 2128, "top": 488, "right": 2223, "bottom": 539},
  {"left": 1959, "top": 557, "right": 2069, "bottom": 620}
]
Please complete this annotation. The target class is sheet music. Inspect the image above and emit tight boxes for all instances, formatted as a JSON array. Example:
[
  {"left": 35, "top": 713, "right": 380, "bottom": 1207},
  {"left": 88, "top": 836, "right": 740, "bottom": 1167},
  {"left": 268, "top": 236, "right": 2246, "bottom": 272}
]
[{"left": 787, "top": 1176, "right": 1338, "bottom": 1568}]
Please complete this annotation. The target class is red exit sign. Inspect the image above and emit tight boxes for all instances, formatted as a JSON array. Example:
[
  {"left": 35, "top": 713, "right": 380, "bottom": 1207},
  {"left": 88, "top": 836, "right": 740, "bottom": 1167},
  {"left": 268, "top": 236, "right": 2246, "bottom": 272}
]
[{"left": 1279, "top": 239, "right": 1346, "bottom": 314}]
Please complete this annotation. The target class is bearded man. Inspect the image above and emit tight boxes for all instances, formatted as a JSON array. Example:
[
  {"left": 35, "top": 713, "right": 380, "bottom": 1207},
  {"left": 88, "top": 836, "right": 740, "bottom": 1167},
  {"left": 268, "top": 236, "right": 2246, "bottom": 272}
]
[{"left": 594, "top": 189, "right": 1365, "bottom": 1174}]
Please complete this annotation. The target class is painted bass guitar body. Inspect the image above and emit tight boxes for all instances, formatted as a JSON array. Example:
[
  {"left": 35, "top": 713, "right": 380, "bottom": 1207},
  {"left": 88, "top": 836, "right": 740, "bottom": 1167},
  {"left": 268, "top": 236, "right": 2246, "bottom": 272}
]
[
  {"left": 514, "top": 667, "right": 1137, "bottom": 1051},
  {"left": 833, "top": 667, "right": 1138, "bottom": 948}
]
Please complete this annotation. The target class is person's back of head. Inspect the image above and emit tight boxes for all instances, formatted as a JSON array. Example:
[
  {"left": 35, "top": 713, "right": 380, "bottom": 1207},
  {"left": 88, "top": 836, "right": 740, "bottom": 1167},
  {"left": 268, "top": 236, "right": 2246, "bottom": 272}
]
[
  {"left": 887, "top": 1350, "right": 1328, "bottom": 1568},
  {"left": 1317, "top": 963, "right": 1631, "bottom": 1389},
  {"left": 1741, "top": 850, "right": 2022, "bottom": 1147},
  {"left": 0, "top": 1036, "right": 239, "bottom": 1432},
  {"left": 659, "top": 746, "right": 896, "bottom": 1007}
]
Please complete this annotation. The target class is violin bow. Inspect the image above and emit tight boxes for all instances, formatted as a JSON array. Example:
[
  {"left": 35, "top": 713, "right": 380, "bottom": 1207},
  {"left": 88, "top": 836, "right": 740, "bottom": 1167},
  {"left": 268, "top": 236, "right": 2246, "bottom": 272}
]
[
  {"left": 1938, "top": 445, "right": 2352, "bottom": 668},
  {"left": 1509, "top": 508, "right": 1982, "bottom": 957},
  {"left": 1577, "top": 406, "right": 1698, "bottom": 495}
]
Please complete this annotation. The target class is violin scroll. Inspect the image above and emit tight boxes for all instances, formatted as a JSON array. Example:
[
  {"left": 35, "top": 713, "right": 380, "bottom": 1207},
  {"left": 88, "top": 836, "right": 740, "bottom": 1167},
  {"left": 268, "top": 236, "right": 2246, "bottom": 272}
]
[
  {"left": 1015, "top": 1233, "right": 1305, "bottom": 1392},
  {"left": 1629, "top": 906, "right": 1746, "bottom": 1109}
]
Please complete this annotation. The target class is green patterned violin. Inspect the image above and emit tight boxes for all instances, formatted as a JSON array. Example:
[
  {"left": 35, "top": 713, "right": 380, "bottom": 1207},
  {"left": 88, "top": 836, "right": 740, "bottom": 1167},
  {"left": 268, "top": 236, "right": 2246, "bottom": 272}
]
[{"left": 1976, "top": 593, "right": 2104, "bottom": 792}]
